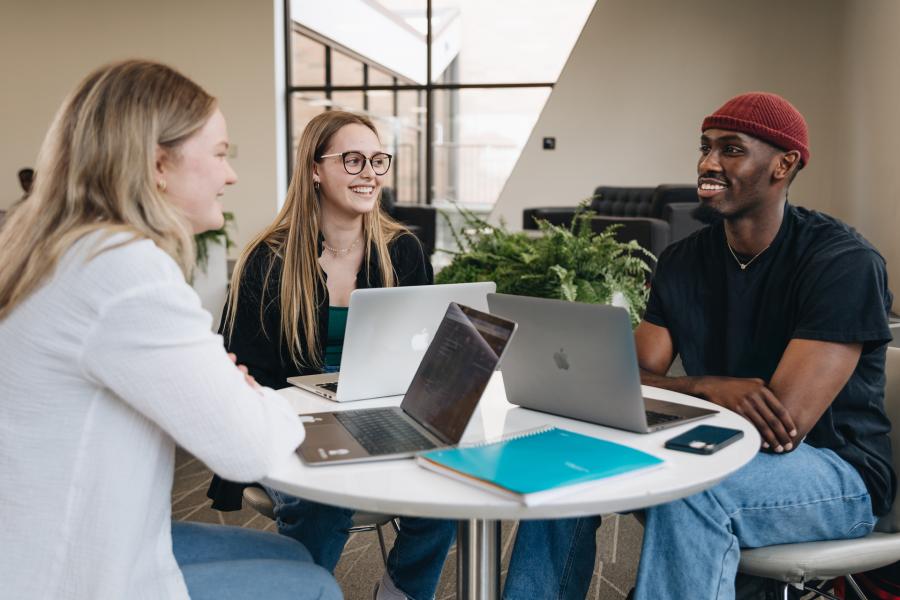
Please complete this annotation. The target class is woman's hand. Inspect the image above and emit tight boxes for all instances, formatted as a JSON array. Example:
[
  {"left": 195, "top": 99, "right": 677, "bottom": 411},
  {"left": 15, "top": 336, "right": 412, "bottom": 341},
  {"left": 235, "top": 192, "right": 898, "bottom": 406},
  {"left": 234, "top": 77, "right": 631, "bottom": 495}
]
[{"left": 228, "top": 352, "right": 260, "bottom": 390}]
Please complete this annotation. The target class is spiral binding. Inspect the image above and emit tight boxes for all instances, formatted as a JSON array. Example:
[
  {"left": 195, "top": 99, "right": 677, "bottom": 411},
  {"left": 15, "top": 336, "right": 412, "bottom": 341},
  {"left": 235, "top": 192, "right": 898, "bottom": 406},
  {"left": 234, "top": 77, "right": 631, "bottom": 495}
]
[{"left": 459, "top": 425, "right": 556, "bottom": 449}]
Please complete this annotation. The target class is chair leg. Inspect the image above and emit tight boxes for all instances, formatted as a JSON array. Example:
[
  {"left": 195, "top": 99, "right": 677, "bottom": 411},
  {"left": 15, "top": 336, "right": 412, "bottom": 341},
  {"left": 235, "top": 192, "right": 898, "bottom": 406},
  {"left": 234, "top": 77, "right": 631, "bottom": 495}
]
[
  {"left": 799, "top": 582, "right": 842, "bottom": 600},
  {"left": 844, "top": 575, "right": 871, "bottom": 600},
  {"left": 375, "top": 523, "right": 390, "bottom": 567},
  {"left": 777, "top": 582, "right": 790, "bottom": 600}
]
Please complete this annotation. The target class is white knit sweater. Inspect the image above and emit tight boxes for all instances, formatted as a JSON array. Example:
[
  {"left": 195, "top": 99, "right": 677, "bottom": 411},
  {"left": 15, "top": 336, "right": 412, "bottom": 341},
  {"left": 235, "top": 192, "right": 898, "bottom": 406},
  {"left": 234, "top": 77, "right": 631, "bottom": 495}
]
[{"left": 0, "top": 231, "right": 305, "bottom": 599}]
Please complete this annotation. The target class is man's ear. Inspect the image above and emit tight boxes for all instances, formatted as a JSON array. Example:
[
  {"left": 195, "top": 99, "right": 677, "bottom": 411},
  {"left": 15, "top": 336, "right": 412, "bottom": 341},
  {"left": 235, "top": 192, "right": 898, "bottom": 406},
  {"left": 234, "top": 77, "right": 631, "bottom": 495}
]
[{"left": 773, "top": 150, "right": 801, "bottom": 182}]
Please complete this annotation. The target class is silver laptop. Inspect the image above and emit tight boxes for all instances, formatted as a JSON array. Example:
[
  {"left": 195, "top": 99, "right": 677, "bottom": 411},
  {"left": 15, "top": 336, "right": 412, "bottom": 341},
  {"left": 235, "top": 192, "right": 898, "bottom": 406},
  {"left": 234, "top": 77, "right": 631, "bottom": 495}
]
[
  {"left": 487, "top": 293, "right": 716, "bottom": 433},
  {"left": 297, "top": 303, "right": 517, "bottom": 465},
  {"left": 287, "top": 282, "right": 496, "bottom": 402}
]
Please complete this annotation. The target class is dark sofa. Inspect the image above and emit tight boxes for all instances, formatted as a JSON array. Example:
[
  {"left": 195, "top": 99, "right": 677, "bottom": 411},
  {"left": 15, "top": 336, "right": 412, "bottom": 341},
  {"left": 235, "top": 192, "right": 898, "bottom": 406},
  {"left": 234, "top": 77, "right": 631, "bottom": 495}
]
[
  {"left": 522, "top": 184, "right": 705, "bottom": 258},
  {"left": 381, "top": 187, "right": 437, "bottom": 256}
]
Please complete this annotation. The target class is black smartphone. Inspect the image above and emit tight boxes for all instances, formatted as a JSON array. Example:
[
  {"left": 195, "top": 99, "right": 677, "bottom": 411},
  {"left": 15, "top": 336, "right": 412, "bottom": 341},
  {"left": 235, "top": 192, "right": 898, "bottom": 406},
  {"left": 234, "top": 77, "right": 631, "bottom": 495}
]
[{"left": 665, "top": 425, "right": 744, "bottom": 455}]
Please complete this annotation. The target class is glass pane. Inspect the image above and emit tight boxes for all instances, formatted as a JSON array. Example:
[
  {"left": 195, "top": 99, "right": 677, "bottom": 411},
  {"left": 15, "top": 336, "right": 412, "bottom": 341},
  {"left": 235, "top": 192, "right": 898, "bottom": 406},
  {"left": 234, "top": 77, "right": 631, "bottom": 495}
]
[
  {"left": 431, "top": 87, "right": 551, "bottom": 208},
  {"left": 291, "top": 31, "right": 326, "bottom": 87},
  {"left": 331, "top": 50, "right": 364, "bottom": 87},
  {"left": 331, "top": 91, "right": 365, "bottom": 112},
  {"left": 294, "top": 1, "right": 424, "bottom": 85},
  {"left": 386, "top": 90, "right": 425, "bottom": 204},
  {"left": 290, "top": 93, "right": 328, "bottom": 161},
  {"left": 366, "top": 89, "right": 394, "bottom": 118},
  {"left": 369, "top": 67, "right": 394, "bottom": 87},
  {"left": 430, "top": 0, "right": 594, "bottom": 84}
]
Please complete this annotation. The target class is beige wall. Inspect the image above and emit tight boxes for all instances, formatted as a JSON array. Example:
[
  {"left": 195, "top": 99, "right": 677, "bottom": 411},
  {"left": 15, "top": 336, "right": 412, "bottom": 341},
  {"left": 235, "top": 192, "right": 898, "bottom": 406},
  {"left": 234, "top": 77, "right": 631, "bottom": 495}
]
[
  {"left": 492, "top": 0, "right": 844, "bottom": 227},
  {"left": 0, "top": 0, "right": 283, "bottom": 254},
  {"left": 834, "top": 0, "right": 900, "bottom": 297}
]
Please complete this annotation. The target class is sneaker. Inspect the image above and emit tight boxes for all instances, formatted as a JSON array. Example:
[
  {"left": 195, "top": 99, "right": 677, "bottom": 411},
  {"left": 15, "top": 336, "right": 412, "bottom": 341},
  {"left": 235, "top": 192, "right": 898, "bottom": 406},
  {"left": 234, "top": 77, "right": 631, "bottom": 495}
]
[{"left": 373, "top": 573, "right": 409, "bottom": 600}]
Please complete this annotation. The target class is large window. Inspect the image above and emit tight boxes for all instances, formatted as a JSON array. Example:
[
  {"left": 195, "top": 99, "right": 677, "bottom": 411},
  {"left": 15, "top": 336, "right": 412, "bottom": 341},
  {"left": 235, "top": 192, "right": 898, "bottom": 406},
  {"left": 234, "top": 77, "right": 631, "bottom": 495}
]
[{"left": 284, "top": 0, "right": 593, "bottom": 209}]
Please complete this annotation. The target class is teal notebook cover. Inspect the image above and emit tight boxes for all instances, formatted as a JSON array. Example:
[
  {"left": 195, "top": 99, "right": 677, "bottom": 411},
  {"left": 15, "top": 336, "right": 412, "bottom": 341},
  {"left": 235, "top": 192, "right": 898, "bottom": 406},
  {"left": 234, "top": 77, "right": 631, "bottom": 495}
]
[{"left": 418, "top": 427, "right": 663, "bottom": 500}]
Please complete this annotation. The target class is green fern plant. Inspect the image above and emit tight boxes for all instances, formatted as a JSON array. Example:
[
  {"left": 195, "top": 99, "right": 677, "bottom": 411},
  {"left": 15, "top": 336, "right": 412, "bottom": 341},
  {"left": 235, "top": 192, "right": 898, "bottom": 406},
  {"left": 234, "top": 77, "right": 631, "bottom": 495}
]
[
  {"left": 435, "top": 204, "right": 654, "bottom": 326},
  {"left": 194, "top": 211, "right": 235, "bottom": 274}
]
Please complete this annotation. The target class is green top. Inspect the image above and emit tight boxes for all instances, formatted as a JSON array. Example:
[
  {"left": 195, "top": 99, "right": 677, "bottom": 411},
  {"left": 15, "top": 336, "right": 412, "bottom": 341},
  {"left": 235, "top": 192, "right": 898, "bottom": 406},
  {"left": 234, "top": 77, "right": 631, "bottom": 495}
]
[{"left": 323, "top": 306, "right": 349, "bottom": 369}]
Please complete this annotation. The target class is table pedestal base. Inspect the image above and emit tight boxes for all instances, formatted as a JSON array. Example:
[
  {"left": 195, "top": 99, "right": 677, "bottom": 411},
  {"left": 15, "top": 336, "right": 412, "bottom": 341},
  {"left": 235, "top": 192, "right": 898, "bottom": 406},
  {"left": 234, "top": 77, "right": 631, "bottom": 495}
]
[{"left": 457, "top": 519, "right": 501, "bottom": 600}]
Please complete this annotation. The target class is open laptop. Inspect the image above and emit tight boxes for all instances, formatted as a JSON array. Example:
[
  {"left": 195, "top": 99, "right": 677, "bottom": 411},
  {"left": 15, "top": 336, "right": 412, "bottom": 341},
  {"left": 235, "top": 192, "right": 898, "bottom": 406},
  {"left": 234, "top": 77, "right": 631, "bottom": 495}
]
[
  {"left": 287, "top": 282, "right": 496, "bottom": 402},
  {"left": 297, "top": 303, "right": 517, "bottom": 465},
  {"left": 487, "top": 293, "right": 716, "bottom": 433}
]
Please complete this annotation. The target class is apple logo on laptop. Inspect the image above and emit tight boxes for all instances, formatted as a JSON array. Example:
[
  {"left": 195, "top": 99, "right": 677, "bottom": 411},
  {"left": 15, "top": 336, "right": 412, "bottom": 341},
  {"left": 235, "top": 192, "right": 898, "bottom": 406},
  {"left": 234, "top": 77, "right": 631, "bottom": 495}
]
[
  {"left": 411, "top": 327, "right": 431, "bottom": 352},
  {"left": 553, "top": 348, "right": 570, "bottom": 370}
]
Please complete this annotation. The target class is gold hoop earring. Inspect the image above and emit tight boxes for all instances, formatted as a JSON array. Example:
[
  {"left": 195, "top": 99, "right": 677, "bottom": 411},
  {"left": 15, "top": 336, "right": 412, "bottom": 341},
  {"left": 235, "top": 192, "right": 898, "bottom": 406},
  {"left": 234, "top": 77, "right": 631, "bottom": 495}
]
[{"left": 157, "top": 180, "right": 167, "bottom": 192}]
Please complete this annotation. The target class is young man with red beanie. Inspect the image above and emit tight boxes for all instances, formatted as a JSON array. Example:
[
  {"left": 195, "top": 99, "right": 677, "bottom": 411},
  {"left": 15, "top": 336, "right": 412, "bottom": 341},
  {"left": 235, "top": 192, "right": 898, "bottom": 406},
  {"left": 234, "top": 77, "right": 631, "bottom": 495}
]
[{"left": 630, "top": 92, "right": 895, "bottom": 598}]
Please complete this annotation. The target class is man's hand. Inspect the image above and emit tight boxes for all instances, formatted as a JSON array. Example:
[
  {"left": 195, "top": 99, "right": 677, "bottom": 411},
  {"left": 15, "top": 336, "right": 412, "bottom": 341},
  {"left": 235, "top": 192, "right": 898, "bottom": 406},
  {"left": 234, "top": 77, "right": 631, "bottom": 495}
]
[{"left": 691, "top": 376, "right": 797, "bottom": 452}]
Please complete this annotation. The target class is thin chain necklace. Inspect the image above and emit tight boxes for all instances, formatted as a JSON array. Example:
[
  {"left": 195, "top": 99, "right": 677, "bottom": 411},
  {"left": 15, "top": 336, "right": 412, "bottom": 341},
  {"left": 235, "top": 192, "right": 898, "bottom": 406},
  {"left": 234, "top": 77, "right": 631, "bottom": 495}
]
[
  {"left": 322, "top": 236, "right": 361, "bottom": 258},
  {"left": 726, "top": 238, "right": 769, "bottom": 271}
]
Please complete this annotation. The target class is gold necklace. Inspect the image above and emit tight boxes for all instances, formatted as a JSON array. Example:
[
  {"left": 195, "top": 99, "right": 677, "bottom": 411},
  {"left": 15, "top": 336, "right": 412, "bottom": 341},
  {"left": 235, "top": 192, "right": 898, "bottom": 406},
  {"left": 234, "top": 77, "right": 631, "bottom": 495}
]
[
  {"left": 322, "top": 236, "right": 361, "bottom": 258},
  {"left": 726, "top": 239, "right": 769, "bottom": 271}
]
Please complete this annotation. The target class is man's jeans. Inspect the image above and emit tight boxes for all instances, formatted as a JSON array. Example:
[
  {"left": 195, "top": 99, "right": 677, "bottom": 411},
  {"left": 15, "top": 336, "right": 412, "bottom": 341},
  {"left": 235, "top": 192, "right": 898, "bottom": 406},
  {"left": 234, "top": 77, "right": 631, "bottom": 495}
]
[
  {"left": 634, "top": 444, "right": 876, "bottom": 600},
  {"left": 172, "top": 521, "right": 341, "bottom": 600},
  {"left": 264, "top": 487, "right": 456, "bottom": 600},
  {"left": 503, "top": 516, "right": 604, "bottom": 600}
]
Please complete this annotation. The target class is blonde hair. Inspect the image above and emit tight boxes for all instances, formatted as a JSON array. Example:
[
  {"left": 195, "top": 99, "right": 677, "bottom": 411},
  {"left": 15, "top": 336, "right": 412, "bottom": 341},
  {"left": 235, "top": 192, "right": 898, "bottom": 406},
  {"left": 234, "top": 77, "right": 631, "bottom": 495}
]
[
  {"left": 225, "top": 111, "right": 407, "bottom": 369},
  {"left": 0, "top": 59, "right": 216, "bottom": 320}
]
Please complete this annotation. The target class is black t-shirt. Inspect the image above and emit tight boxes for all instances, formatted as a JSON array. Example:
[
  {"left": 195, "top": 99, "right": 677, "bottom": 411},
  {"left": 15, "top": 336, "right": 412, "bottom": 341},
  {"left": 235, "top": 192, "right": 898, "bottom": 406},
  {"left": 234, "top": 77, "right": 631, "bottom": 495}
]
[{"left": 644, "top": 203, "right": 896, "bottom": 515}]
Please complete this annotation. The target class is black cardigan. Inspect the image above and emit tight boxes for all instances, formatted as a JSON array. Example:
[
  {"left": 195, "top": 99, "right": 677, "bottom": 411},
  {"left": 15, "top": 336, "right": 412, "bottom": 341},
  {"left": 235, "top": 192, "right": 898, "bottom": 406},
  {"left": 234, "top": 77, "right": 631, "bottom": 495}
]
[{"left": 207, "top": 233, "right": 432, "bottom": 510}]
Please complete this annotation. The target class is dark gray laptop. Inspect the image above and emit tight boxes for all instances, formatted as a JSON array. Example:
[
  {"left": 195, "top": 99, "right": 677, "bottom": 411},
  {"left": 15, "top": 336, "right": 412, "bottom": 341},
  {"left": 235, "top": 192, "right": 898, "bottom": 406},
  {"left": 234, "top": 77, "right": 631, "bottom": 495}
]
[
  {"left": 487, "top": 293, "right": 716, "bottom": 433},
  {"left": 297, "top": 303, "right": 517, "bottom": 465}
]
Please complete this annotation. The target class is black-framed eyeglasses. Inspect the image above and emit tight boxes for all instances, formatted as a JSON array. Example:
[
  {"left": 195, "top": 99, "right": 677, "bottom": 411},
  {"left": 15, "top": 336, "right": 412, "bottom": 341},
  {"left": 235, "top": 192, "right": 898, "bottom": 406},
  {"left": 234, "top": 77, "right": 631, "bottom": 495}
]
[{"left": 317, "top": 151, "right": 393, "bottom": 176}]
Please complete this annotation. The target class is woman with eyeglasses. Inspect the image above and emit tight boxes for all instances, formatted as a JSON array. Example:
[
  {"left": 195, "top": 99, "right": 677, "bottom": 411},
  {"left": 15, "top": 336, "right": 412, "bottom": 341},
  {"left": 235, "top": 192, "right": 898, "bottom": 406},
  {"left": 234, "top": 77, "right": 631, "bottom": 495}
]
[
  {"left": 206, "top": 111, "right": 456, "bottom": 600},
  {"left": 0, "top": 60, "right": 340, "bottom": 600}
]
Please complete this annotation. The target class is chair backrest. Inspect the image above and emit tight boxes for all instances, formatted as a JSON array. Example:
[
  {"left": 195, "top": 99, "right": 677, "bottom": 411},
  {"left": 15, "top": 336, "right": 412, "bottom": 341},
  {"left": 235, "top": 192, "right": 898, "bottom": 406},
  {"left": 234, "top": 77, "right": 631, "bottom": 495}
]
[
  {"left": 876, "top": 345, "right": 900, "bottom": 532},
  {"left": 650, "top": 184, "right": 699, "bottom": 216},
  {"left": 590, "top": 186, "right": 656, "bottom": 217}
]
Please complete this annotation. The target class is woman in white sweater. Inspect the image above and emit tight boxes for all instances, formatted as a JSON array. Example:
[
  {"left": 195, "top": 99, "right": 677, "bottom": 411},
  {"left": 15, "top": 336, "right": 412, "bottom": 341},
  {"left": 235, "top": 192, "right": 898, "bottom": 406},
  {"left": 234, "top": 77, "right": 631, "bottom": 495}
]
[{"left": 0, "top": 60, "right": 341, "bottom": 600}]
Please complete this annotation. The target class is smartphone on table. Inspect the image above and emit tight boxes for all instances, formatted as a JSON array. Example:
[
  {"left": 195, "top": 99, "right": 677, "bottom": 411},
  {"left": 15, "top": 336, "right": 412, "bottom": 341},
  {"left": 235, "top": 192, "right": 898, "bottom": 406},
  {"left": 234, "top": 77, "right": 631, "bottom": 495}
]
[{"left": 665, "top": 425, "right": 744, "bottom": 455}]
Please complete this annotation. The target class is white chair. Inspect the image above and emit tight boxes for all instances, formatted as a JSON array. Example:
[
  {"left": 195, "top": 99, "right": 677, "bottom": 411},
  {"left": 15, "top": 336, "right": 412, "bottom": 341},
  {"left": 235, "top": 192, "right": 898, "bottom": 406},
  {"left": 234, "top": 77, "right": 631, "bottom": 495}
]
[
  {"left": 738, "top": 346, "right": 900, "bottom": 600},
  {"left": 242, "top": 486, "right": 399, "bottom": 566}
]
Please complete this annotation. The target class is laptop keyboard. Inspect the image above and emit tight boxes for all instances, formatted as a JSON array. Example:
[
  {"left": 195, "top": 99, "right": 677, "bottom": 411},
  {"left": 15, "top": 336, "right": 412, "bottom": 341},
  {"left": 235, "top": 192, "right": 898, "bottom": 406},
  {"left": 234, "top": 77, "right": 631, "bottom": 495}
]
[
  {"left": 316, "top": 382, "right": 339, "bottom": 393},
  {"left": 333, "top": 408, "right": 438, "bottom": 455},
  {"left": 645, "top": 410, "right": 681, "bottom": 427}
]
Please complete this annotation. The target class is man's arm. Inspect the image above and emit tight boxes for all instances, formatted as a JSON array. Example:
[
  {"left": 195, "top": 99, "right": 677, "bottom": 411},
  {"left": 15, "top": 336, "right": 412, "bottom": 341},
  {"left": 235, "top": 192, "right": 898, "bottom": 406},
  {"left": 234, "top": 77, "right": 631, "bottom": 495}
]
[
  {"left": 767, "top": 338, "right": 862, "bottom": 446},
  {"left": 635, "top": 321, "right": 798, "bottom": 451}
]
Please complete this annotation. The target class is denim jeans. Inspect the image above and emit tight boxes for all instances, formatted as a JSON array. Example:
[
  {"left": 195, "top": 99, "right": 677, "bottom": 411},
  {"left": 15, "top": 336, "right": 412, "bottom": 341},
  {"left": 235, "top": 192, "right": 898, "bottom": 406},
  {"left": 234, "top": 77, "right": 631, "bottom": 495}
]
[
  {"left": 634, "top": 444, "right": 876, "bottom": 600},
  {"left": 171, "top": 521, "right": 341, "bottom": 600},
  {"left": 503, "top": 516, "right": 603, "bottom": 600},
  {"left": 264, "top": 486, "right": 456, "bottom": 600}
]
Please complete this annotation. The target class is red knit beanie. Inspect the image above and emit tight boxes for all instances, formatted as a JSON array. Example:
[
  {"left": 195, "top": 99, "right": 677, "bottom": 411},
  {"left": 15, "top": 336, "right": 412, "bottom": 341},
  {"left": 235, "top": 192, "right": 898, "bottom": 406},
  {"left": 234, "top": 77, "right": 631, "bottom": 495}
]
[{"left": 702, "top": 92, "right": 810, "bottom": 167}]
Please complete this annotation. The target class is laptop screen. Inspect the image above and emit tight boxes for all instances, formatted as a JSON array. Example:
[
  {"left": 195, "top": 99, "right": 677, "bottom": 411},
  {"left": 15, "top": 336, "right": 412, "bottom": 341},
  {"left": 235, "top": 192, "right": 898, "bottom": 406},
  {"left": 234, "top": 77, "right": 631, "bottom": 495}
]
[{"left": 401, "top": 302, "right": 516, "bottom": 444}]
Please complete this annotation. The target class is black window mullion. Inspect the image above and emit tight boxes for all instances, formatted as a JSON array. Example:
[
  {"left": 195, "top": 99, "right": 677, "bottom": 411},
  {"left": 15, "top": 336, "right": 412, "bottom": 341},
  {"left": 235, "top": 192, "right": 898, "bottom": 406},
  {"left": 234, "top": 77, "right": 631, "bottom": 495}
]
[
  {"left": 324, "top": 46, "right": 332, "bottom": 107},
  {"left": 362, "top": 64, "right": 369, "bottom": 111},
  {"left": 425, "top": 0, "right": 433, "bottom": 206},
  {"left": 283, "top": 0, "right": 294, "bottom": 183}
]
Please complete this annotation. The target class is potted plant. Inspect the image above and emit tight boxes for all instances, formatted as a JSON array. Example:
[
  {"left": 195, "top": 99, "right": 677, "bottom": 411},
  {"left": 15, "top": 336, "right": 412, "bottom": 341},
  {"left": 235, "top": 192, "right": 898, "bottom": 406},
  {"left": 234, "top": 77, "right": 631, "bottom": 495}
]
[
  {"left": 435, "top": 206, "right": 653, "bottom": 326},
  {"left": 194, "top": 211, "right": 235, "bottom": 275},
  {"left": 192, "top": 212, "right": 235, "bottom": 327}
]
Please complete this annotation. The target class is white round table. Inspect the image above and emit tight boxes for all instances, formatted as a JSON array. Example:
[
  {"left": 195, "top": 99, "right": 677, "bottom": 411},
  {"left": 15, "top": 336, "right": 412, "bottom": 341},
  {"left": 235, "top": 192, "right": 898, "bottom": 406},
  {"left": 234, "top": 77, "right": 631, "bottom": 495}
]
[{"left": 263, "top": 372, "right": 760, "bottom": 599}]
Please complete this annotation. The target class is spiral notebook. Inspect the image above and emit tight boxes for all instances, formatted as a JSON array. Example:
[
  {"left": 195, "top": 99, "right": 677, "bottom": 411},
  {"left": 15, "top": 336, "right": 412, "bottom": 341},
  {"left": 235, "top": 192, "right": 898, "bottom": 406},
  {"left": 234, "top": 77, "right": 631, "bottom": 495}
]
[{"left": 416, "top": 426, "right": 664, "bottom": 505}]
